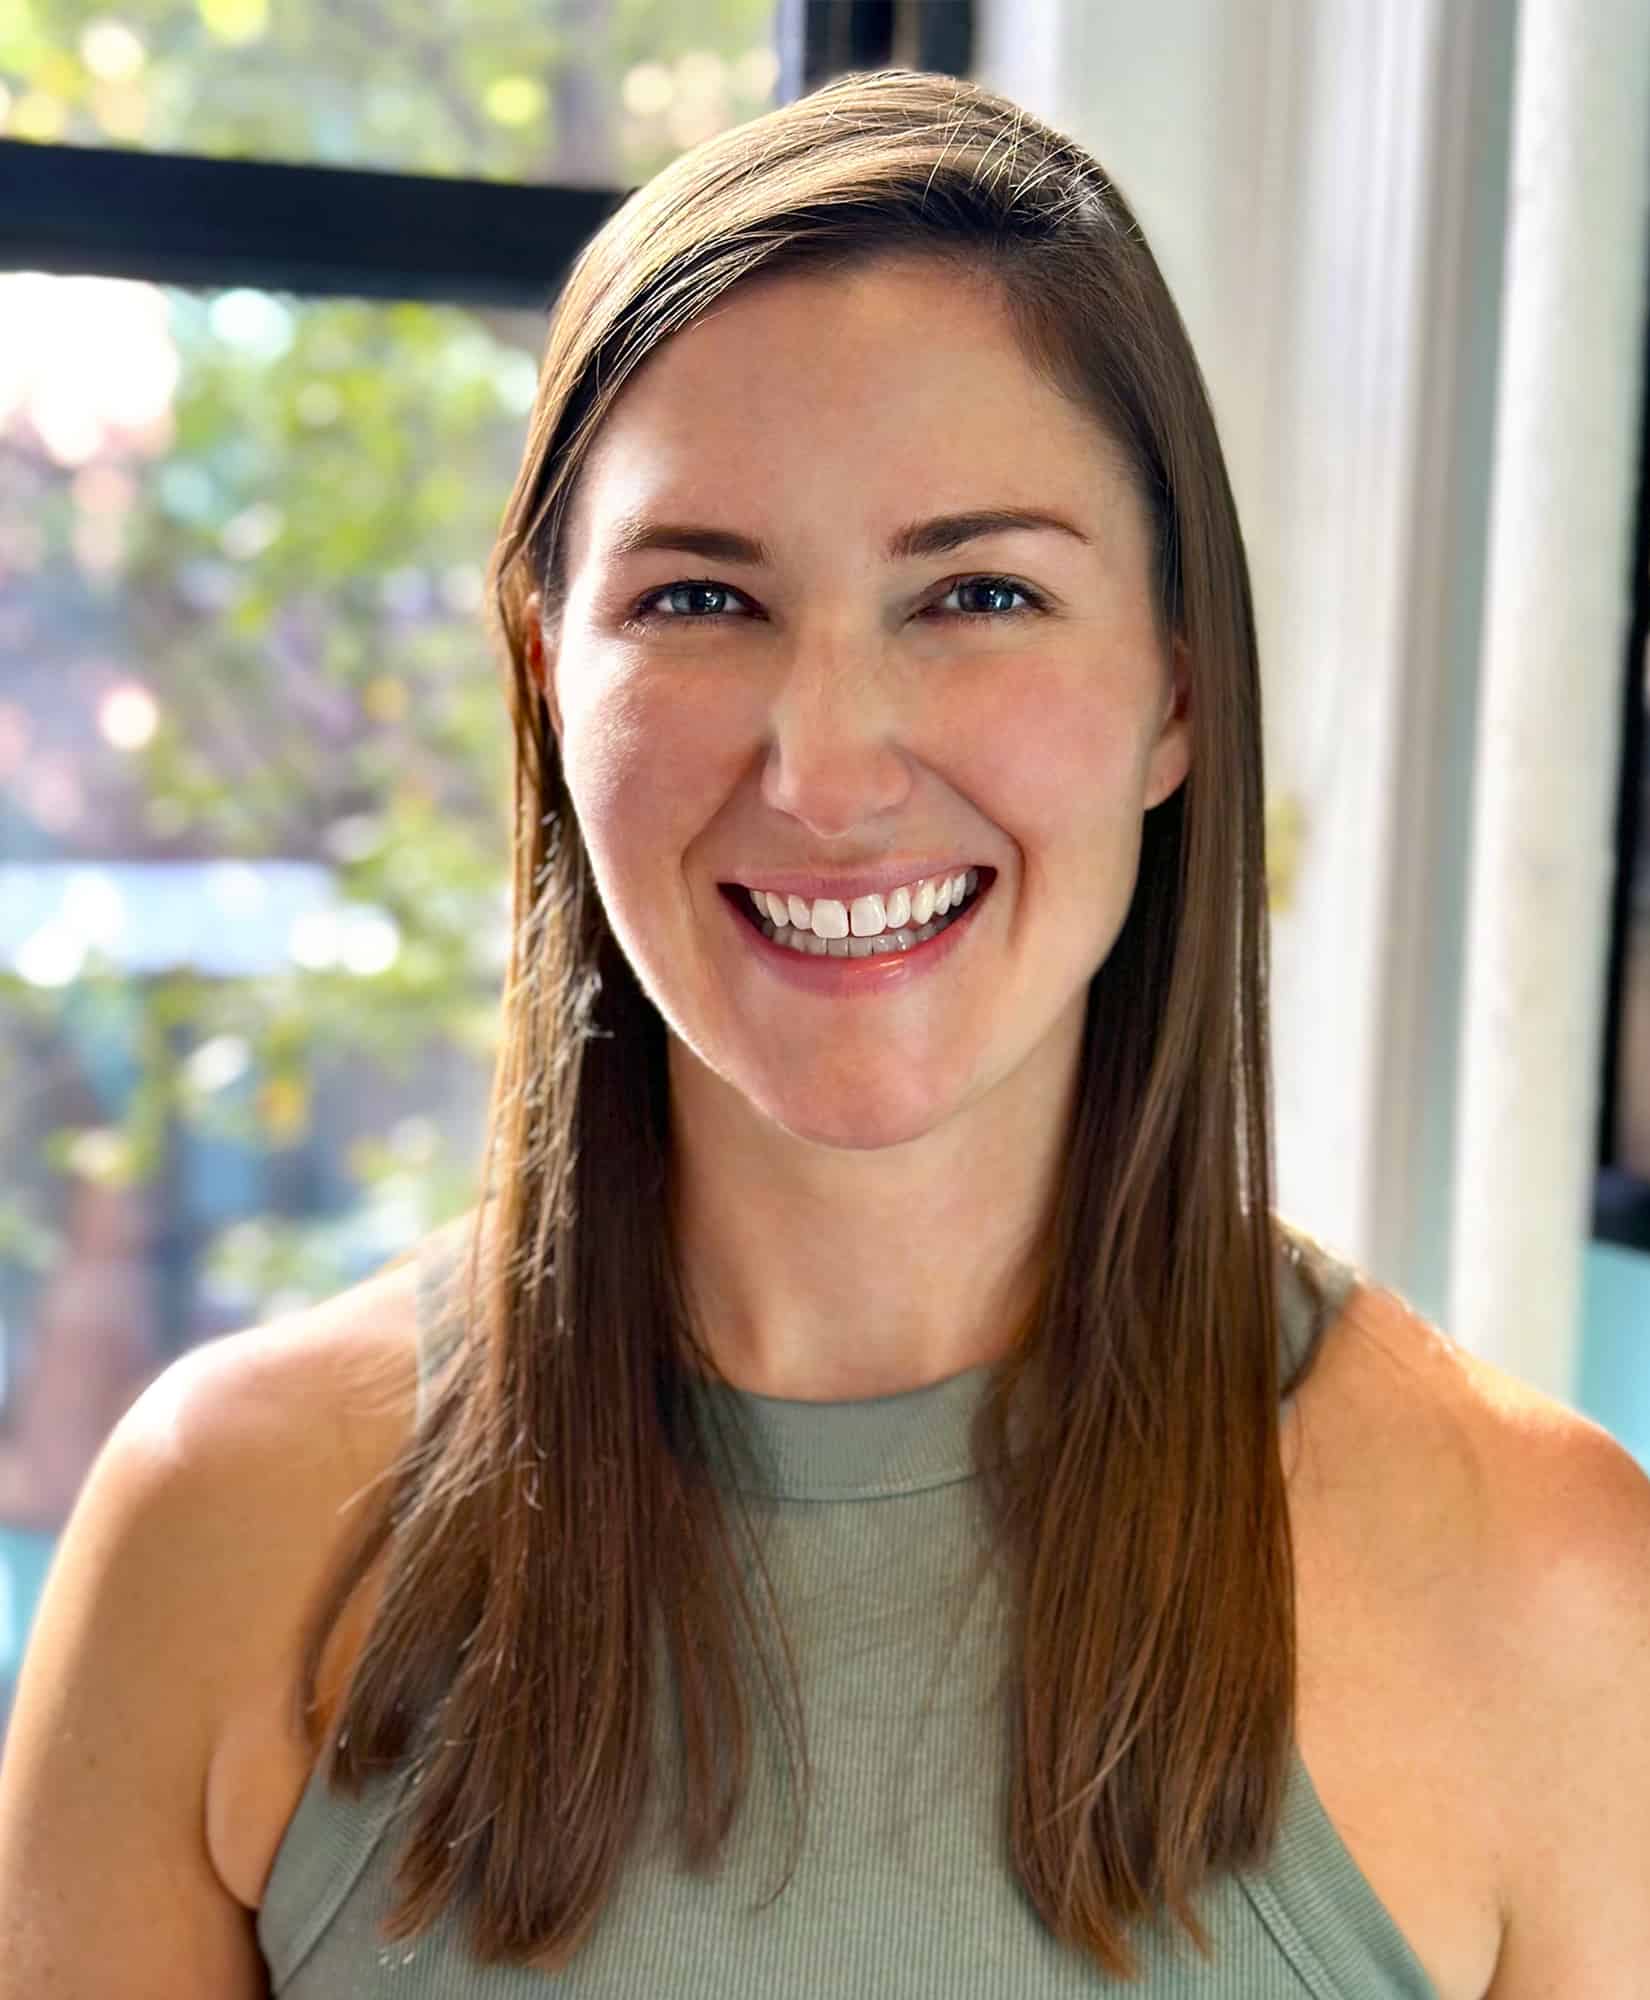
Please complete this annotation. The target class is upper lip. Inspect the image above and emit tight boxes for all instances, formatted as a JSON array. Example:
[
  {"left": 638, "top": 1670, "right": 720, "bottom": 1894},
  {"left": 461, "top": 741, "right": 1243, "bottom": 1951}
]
[{"left": 721, "top": 863, "right": 991, "bottom": 903}]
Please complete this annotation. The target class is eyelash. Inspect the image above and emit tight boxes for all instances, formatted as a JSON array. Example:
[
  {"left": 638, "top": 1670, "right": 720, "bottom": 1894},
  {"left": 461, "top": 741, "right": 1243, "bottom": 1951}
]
[{"left": 624, "top": 573, "right": 1051, "bottom": 629}]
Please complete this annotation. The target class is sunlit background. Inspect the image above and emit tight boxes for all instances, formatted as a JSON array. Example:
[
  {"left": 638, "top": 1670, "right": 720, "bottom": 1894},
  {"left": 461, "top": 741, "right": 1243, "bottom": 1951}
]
[{"left": 0, "top": 0, "right": 783, "bottom": 1725}]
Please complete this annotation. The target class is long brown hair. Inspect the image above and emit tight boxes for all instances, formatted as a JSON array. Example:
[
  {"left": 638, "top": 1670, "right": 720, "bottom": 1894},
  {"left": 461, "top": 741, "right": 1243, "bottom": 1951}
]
[{"left": 296, "top": 66, "right": 1298, "bottom": 1980}]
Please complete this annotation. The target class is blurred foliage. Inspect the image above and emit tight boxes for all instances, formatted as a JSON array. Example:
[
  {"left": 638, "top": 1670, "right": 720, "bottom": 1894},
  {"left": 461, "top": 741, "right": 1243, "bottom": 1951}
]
[
  {"left": 0, "top": 0, "right": 781, "bottom": 186},
  {"left": 0, "top": 2, "right": 779, "bottom": 1320}
]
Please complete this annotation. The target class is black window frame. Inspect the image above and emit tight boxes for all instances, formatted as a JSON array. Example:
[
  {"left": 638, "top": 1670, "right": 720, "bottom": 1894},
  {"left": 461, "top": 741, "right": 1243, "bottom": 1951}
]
[
  {"left": 1595, "top": 201, "right": 1650, "bottom": 1256},
  {"left": 0, "top": 1, "right": 973, "bottom": 309}
]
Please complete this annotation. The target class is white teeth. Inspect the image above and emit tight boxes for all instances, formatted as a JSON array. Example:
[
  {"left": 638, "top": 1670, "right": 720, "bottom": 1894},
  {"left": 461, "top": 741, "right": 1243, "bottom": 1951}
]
[
  {"left": 764, "top": 918, "right": 949, "bottom": 956},
  {"left": 740, "top": 869, "right": 986, "bottom": 942}
]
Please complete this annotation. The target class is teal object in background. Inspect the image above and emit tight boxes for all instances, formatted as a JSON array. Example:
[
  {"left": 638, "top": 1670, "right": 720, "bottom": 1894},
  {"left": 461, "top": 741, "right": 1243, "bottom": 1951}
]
[
  {"left": 0, "top": 1522, "right": 59, "bottom": 1703},
  {"left": 1577, "top": 1240, "right": 1650, "bottom": 1473}
]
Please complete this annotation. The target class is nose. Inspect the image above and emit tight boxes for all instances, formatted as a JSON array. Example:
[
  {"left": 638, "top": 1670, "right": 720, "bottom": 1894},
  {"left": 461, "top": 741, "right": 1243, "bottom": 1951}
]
[{"left": 758, "top": 651, "right": 913, "bottom": 840}]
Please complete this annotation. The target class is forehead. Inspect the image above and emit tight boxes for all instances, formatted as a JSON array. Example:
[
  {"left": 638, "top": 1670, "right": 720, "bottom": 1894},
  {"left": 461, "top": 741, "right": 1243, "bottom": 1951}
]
[{"left": 562, "top": 258, "right": 1137, "bottom": 573}]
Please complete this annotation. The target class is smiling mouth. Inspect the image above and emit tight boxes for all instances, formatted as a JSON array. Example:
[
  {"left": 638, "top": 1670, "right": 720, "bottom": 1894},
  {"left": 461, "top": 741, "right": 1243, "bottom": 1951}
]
[{"left": 720, "top": 869, "right": 995, "bottom": 958}]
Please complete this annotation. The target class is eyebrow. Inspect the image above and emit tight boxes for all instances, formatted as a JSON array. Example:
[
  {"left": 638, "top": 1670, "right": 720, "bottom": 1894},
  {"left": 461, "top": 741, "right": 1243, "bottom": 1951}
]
[{"left": 600, "top": 505, "right": 1093, "bottom": 568}]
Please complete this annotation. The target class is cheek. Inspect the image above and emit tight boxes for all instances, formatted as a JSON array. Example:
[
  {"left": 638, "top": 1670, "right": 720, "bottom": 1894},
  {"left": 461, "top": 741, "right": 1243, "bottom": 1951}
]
[
  {"left": 965, "top": 671, "right": 1148, "bottom": 864},
  {"left": 558, "top": 664, "right": 746, "bottom": 874}
]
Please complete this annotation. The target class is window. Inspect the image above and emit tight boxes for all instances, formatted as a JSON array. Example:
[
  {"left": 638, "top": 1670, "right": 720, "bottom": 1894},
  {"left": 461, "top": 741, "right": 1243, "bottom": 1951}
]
[
  {"left": 1, "top": 0, "right": 782, "bottom": 184},
  {"left": 0, "top": 0, "right": 974, "bottom": 1741}
]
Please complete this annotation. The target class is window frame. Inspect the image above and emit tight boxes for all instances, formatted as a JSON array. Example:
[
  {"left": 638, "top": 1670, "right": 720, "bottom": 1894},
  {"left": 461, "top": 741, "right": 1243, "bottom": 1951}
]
[
  {"left": 0, "top": 2, "right": 974, "bottom": 308},
  {"left": 1595, "top": 207, "right": 1650, "bottom": 1256},
  {"left": 0, "top": 0, "right": 976, "bottom": 1340}
]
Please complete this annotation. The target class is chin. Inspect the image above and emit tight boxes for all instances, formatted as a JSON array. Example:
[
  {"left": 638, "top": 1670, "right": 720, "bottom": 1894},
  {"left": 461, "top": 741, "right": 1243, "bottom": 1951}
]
[{"left": 755, "top": 1084, "right": 952, "bottom": 1154}]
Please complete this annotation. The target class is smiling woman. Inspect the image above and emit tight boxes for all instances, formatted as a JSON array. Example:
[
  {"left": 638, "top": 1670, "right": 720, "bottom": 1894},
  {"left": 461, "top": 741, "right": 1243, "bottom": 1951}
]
[
  {"left": 281, "top": 61, "right": 1339, "bottom": 1983},
  {"left": 213, "top": 68, "right": 1464, "bottom": 1994},
  {"left": 5, "top": 58, "right": 1648, "bottom": 2000}
]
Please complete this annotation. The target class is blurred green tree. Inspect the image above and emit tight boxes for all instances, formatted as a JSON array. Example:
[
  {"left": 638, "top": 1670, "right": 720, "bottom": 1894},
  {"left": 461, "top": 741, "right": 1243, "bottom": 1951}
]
[{"left": 0, "top": 1, "right": 778, "bottom": 1330}]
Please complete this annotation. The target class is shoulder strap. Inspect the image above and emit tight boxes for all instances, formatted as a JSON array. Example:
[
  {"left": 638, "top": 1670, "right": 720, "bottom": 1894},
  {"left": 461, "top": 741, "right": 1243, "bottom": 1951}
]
[{"left": 1274, "top": 1214, "right": 1365, "bottom": 1398}]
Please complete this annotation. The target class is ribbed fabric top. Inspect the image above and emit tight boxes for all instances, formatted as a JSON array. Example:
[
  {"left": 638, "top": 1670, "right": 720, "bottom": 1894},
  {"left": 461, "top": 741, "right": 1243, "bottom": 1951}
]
[{"left": 255, "top": 1218, "right": 1439, "bottom": 1998}]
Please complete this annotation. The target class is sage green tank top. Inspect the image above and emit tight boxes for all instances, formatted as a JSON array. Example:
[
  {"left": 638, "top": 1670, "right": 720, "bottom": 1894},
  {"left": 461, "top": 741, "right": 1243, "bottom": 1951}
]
[{"left": 255, "top": 1217, "right": 1438, "bottom": 1998}]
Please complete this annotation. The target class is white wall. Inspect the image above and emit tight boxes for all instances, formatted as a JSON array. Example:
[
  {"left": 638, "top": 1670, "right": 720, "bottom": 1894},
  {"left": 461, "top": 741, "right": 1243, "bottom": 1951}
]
[
  {"left": 1447, "top": 0, "right": 1650, "bottom": 1385},
  {"left": 976, "top": 0, "right": 1650, "bottom": 1396}
]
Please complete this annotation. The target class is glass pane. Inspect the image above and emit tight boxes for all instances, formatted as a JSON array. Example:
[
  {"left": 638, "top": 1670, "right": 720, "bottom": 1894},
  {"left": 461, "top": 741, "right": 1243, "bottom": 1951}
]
[
  {"left": 0, "top": 0, "right": 781, "bottom": 185},
  {"left": 0, "top": 270, "right": 533, "bottom": 1734},
  {"left": 1618, "top": 634, "right": 1650, "bottom": 1180}
]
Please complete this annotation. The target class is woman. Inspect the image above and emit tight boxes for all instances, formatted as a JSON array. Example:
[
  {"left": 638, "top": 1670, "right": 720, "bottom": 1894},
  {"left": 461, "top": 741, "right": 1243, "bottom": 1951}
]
[{"left": 2, "top": 67, "right": 1646, "bottom": 1999}]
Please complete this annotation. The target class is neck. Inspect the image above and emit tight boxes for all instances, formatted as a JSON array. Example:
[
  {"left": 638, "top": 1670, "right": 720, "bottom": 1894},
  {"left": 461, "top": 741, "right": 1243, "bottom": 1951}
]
[{"left": 666, "top": 1031, "right": 1078, "bottom": 1403}]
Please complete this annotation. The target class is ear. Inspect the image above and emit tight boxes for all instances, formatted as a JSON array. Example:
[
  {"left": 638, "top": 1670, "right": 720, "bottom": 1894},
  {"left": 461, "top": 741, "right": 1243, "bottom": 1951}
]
[
  {"left": 523, "top": 590, "right": 562, "bottom": 743},
  {"left": 1144, "top": 635, "right": 1191, "bottom": 810}
]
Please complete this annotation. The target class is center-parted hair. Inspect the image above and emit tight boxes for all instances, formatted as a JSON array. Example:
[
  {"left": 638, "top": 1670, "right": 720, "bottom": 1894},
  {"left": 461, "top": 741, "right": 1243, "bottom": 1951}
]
[{"left": 296, "top": 66, "right": 1294, "bottom": 1981}]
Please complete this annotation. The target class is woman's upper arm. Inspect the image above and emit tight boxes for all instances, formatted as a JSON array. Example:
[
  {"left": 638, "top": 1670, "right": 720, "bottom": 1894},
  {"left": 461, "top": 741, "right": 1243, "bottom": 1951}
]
[{"left": 0, "top": 1346, "right": 271, "bottom": 1997}]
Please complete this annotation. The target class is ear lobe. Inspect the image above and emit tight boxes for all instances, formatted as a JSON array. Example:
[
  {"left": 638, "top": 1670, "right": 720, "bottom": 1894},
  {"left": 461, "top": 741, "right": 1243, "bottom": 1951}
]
[
  {"left": 1166, "top": 636, "right": 1191, "bottom": 723},
  {"left": 1146, "top": 640, "right": 1192, "bottom": 809},
  {"left": 523, "top": 590, "right": 563, "bottom": 742}
]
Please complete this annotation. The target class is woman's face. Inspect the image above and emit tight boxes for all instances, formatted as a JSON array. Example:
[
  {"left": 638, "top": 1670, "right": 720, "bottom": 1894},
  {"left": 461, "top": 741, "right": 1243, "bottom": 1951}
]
[{"left": 530, "top": 254, "right": 1190, "bottom": 1153}]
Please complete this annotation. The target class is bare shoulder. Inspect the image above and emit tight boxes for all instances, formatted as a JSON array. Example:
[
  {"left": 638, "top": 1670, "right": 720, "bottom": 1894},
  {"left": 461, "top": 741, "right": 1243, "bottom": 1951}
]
[
  {"left": 121, "top": 1229, "right": 453, "bottom": 1909},
  {"left": 1435, "top": 1316, "right": 1650, "bottom": 1994},
  {"left": 1284, "top": 1276, "right": 1494, "bottom": 1583},
  {"left": 156, "top": 1198, "right": 495, "bottom": 1487},
  {"left": 38, "top": 1220, "right": 432, "bottom": 1657},
  {"left": 135, "top": 1236, "right": 427, "bottom": 1702},
  {"left": 108, "top": 1235, "right": 428, "bottom": 1618},
  {"left": 1297, "top": 1271, "right": 1650, "bottom": 1637},
  {"left": 166, "top": 1238, "right": 426, "bottom": 1475},
  {"left": 1308, "top": 1271, "right": 1650, "bottom": 1574},
  {"left": 221, "top": 1205, "right": 494, "bottom": 1571},
  {"left": 1297, "top": 1276, "right": 1650, "bottom": 1994},
  {"left": 0, "top": 1230, "right": 450, "bottom": 1983}
]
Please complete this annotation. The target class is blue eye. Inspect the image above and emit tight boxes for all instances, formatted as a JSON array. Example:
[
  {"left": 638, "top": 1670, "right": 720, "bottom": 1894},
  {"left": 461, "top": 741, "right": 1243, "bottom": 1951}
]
[
  {"left": 626, "top": 574, "right": 1049, "bottom": 626},
  {"left": 633, "top": 578, "right": 753, "bottom": 621},
  {"left": 937, "top": 577, "right": 1045, "bottom": 619}
]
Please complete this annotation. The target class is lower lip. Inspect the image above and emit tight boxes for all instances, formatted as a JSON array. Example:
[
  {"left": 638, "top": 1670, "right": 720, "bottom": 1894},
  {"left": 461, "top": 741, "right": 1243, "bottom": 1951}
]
[{"left": 720, "top": 876, "right": 994, "bottom": 997}]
